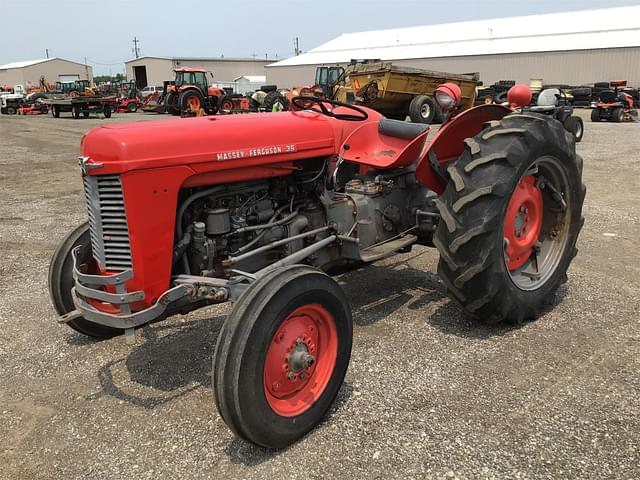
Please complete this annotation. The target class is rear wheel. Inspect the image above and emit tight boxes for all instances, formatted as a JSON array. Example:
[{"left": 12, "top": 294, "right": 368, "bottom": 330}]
[
  {"left": 103, "top": 105, "right": 112, "bottom": 118},
  {"left": 219, "top": 95, "right": 235, "bottom": 113},
  {"left": 590, "top": 108, "right": 601, "bottom": 122},
  {"left": 179, "top": 90, "right": 204, "bottom": 113},
  {"left": 72, "top": 105, "right": 80, "bottom": 119},
  {"left": 127, "top": 102, "right": 138, "bottom": 113},
  {"left": 52, "top": 105, "right": 60, "bottom": 118},
  {"left": 612, "top": 107, "right": 624, "bottom": 122},
  {"left": 213, "top": 265, "right": 352, "bottom": 448},
  {"left": 48, "top": 223, "right": 123, "bottom": 339},
  {"left": 5, "top": 106, "right": 17, "bottom": 115},
  {"left": 409, "top": 95, "right": 436, "bottom": 124},
  {"left": 263, "top": 91, "right": 288, "bottom": 112},
  {"left": 434, "top": 114, "right": 585, "bottom": 324}
]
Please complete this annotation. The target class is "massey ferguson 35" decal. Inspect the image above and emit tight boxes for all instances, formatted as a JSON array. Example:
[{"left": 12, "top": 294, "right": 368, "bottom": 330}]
[{"left": 216, "top": 144, "right": 297, "bottom": 161}]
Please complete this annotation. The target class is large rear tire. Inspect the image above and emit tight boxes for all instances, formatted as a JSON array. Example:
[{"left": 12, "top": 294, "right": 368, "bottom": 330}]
[
  {"left": 612, "top": 107, "right": 624, "bottom": 123},
  {"left": 409, "top": 95, "right": 436, "bottom": 124},
  {"left": 213, "top": 265, "right": 352, "bottom": 448},
  {"left": 179, "top": 90, "right": 204, "bottom": 113},
  {"left": 433, "top": 114, "right": 585, "bottom": 324},
  {"left": 262, "top": 91, "right": 288, "bottom": 112},
  {"left": 48, "top": 223, "right": 123, "bottom": 339}
]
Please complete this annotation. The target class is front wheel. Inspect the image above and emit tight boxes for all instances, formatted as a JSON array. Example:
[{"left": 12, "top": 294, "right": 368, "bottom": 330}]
[
  {"left": 48, "top": 223, "right": 123, "bottom": 339},
  {"left": 213, "top": 265, "right": 352, "bottom": 448},
  {"left": 434, "top": 114, "right": 585, "bottom": 324},
  {"left": 164, "top": 92, "right": 179, "bottom": 115},
  {"left": 564, "top": 115, "right": 584, "bottom": 142},
  {"left": 590, "top": 108, "right": 601, "bottom": 122}
]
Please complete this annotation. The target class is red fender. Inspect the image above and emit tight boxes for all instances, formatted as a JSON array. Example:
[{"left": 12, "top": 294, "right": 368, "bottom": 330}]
[{"left": 416, "top": 104, "right": 513, "bottom": 194}]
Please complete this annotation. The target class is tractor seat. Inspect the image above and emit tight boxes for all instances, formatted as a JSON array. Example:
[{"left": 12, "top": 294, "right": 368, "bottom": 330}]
[
  {"left": 378, "top": 118, "right": 429, "bottom": 140},
  {"left": 529, "top": 105, "right": 556, "bottom": 113},
  {"left": 599, "top": 90, "right": 617, "bottom": 103}
]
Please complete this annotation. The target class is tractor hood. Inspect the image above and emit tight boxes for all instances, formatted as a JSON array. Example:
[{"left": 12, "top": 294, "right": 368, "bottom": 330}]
[{"left": 80, "top": 111, "right": 356, "bottom": 176}]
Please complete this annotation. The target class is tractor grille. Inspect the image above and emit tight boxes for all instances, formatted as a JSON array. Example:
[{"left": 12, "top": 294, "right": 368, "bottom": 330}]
[{"left": 83, "top": 174, "right": 132, "bottom": 271}]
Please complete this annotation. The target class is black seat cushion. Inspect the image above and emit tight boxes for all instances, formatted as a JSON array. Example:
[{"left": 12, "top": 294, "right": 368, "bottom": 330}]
[
  {"left": 599, "top": 90, "right": 617, "bottom": 103},
  {"left": 529, "top": 105, "right": 557, "bottom": 113},
  {"left": 378, "top": 118, "right": 429, "bottom": 140}
]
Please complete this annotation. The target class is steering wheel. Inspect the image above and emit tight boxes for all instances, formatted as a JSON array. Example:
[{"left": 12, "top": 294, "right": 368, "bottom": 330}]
[{"left": 291, "top": 96, "right": 368, "bottom": 121}]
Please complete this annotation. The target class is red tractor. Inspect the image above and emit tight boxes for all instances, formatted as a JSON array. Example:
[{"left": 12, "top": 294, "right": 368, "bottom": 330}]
[
  {"left": 591, "top": 81, "right": 638, "bottom": 122},
  {"left": 49, "top": 84, "right": 585, "bottom": 448},
  {"left": 164, "top": 67, "right": 226, "bottom": 116}
]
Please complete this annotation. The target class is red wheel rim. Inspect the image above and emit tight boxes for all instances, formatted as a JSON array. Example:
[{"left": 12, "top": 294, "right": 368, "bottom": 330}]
[
  {"left": 263, "top": 304, "right": 338, "bottom": 417},
  {"left": 503, "top": 175, "right": 544, "bottom": 270},
  {"left": 222, "top": 100, "right": 233, "bottom": 110},
  {"left": 187, "top": 96, "right": 201, "bottom": 110}
]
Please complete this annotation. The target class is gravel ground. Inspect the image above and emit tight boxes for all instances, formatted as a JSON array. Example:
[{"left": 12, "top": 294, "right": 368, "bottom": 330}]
[{"left": 0, "top": 109, "right": 638, "bottom": 480}]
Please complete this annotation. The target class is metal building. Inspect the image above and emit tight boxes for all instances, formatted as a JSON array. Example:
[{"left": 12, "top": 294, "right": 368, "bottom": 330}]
[
  {"left": 0, "top": 58, "right": 93, "bottom": 89},
  {"left": 266, "top": 6, "right": 640, "bottom": 88},
  {"left": 125, "top": 56, "right": 271, "bottom": 89}
]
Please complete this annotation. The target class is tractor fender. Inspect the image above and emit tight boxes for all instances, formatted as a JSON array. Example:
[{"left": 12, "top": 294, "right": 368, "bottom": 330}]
[{"left": 415, "top": 104, "right": 512, "bottom": 194}]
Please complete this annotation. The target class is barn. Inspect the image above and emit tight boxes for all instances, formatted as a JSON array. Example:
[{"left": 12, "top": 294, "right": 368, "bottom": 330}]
[
  {"left": 125, "top": 56, "right": 271, "bottom": 90},
  {"left": 265, "top": 5, "right": 640, "bottom": 89},
  {"left": 0, "top": 58, "right": 93, "bottom": 89}
]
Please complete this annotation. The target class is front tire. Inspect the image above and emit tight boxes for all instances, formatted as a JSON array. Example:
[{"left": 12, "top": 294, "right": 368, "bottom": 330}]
[
  {"left": 564, "top": 115, "right": 584, "bottom": 142},
  {"left": 48, "top": 223, "right": 123, "bottom": 339},
  {"left": 164, "top": 92, "right": 179, "bottom": 115},
  {"left": 434, "top": 114, "right": 585, "bottom": 324},
  {"left": 213, "top": 265, "right": 352, "bottom": 448},
  {"left": 590, "top": 108, "right": 601, "bottom": 122}
]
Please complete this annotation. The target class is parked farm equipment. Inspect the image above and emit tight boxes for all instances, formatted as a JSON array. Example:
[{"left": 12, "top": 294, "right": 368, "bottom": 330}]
[
  {"left": 328, "top": 61, "right": 478, "bottom": 123},
  {"left": 591, "top": 81, "right": 638, "bottom": 122},
  {"left": 528, "top": 88, "right": 584, "bottom": 142},
  {"left": 50, "top": 84, "right": 585, "bottom": 449},
  {"left": 48, "top": 95, "right": 117, "bottom": 119}
]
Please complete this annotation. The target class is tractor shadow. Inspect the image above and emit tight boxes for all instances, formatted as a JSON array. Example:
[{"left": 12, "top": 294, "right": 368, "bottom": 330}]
[{"left": 87, "top": 315, "right": 225, "bottom": 409}]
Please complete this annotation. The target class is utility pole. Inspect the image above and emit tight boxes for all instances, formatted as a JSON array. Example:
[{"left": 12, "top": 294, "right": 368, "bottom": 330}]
[
  {"left": 294, "top": 37, "right": 300, "bottom": 56},
  {"left": 132, "top": 37, "right": 140, "bottom": 58},
  {"left": 84, "top": 56, "right": 90, "bottom": 84},
  {"left": 45, "top": 48, "right": 49, "bottom": 59}
]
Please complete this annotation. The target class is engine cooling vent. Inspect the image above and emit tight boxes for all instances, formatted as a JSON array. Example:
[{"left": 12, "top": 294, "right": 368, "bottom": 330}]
[{"left": 83, "top": 174, "right": 132, "bottom": 271}]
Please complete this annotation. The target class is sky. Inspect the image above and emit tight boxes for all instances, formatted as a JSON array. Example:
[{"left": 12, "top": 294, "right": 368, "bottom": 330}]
[{"left": 2, "top": 0, "right": 640, "bottom": 75}]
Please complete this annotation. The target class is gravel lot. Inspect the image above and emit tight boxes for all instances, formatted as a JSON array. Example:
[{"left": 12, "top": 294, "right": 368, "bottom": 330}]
[{"left": 0, "top": 109, "right": 638, "bottom": 479}]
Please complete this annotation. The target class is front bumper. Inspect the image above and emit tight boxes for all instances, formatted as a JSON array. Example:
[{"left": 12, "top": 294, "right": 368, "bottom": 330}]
[{"left": 60, "top": 246, "right": 192, "bottom": 329}]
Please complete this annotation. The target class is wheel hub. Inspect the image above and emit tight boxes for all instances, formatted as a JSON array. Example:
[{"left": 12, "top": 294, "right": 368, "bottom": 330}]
[
  {"left": 504, "top": 175, "right": 543, "bottom": 270},
  {"left": 263, "top": 304, "right": 337, "bottom": 417}
]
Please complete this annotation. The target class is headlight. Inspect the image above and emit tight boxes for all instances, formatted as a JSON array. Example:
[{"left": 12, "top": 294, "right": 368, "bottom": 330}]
[
  {"left": 435, "top": 90, "right": 456, "bottom": 110},
  {"left": 434, "top": 83, "right": 462, "bottom": 111}
]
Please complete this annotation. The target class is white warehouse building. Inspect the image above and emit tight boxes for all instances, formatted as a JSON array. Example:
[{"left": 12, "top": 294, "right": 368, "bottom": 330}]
[{"left": 266, "top": 5, "right": 640, "bottom": 88}]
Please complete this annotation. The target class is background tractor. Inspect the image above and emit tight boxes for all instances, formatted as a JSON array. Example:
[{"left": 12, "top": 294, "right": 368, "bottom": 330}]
[
  {"left": 50, "top": 83, "right": 585, "bottom": 449},
  {"left": 591, "top": 80, "right": 638, "bottom": 122},
  {"left": 164, "top": 67, "right": 227, "bottom": 116}
]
